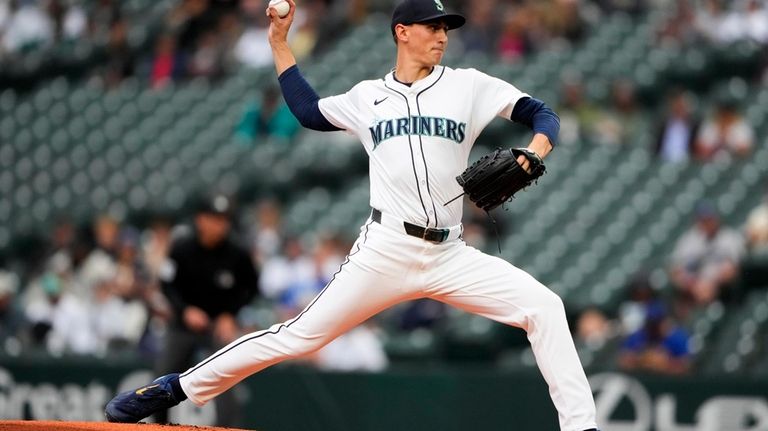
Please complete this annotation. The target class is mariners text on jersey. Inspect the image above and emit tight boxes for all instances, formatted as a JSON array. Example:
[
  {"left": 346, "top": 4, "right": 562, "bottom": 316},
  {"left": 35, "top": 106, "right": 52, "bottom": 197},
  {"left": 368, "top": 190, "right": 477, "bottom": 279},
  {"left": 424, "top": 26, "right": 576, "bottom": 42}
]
[{"left": 369, "top": 115, "right": 467, "bottom": 149}]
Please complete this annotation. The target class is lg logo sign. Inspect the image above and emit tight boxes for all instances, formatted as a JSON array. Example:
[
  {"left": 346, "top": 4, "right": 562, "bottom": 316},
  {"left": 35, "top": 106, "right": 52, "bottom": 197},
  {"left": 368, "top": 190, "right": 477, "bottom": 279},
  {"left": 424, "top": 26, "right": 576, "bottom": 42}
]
[{"left": 590, "top": 373, "right": 768, "bottom": 431}]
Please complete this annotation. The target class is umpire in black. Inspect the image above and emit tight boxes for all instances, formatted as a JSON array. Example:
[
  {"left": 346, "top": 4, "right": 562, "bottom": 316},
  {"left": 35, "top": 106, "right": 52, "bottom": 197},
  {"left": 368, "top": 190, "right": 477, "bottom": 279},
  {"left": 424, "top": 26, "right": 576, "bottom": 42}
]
[{"left": 156, "top": 194, "right": 259, "bottom": 426}]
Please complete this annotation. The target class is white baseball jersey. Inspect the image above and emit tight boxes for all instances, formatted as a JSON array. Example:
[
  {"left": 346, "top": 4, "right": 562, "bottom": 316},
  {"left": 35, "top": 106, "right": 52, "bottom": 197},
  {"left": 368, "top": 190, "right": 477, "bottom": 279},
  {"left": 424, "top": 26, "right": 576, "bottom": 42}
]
[
  {"left": 319, "top": 65, "right": 529, "bottom": 228},
  {"left": 176, "top": 65, "right": 598, "bottom": 431}
]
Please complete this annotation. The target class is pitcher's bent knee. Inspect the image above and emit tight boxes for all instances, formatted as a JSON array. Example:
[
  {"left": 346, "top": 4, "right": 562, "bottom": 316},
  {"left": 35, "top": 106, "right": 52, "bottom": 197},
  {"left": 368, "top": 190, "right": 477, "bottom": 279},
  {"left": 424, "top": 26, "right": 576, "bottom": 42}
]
[
  {"left": 529, "top": 288, "right": 567, "bottom": 320},
  {"left": 532, "top": 285, "right": 564, "bottom": 308}
]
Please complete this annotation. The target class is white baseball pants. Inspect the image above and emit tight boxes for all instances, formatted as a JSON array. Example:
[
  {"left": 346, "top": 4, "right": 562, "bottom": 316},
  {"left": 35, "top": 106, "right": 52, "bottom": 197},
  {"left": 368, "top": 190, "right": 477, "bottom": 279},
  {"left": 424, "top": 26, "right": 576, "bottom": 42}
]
[{"left": 179, "top": 218, "right": 598, "bottom": 431}]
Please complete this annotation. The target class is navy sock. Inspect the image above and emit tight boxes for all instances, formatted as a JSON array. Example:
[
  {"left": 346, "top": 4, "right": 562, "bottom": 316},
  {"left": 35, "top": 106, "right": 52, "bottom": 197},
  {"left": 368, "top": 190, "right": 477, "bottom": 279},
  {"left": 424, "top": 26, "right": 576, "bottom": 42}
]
[{"left": 168, "top": 375, "right": 188, "bottom": 402}]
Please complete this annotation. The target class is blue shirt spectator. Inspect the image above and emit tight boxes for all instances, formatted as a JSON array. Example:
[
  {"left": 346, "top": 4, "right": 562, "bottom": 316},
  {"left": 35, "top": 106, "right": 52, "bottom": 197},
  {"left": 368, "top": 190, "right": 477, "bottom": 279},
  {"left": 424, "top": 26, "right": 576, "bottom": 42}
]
[{"left": 619, "top": 301, "right": 691, "bottom": 375}]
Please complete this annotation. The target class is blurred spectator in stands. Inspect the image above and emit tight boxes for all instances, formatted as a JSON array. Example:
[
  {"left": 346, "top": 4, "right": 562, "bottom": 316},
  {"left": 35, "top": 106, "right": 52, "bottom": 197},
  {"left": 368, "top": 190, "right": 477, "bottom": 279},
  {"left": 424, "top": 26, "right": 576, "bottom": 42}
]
[
  {"left": 690, "top": 0, "right": 768, "bottom": 44},
  {"left": 148, "top": 33, "right": 181, "bottom": 90},
  {"left": 155, "top": 194, "right": 258, "bottom": 426},
  {"left": 654, "top": 89, "right": 699, "bottom": 163},
  {"left": 593, "top": 79, "right": 646, "bottom": 146},
  {"left": 312, "top": 0, "right": 361, "bottom": 55},
  {"left": 539, "top": 0, "right": 587, "bottom": 44},
  {"left": 101, "top": 227, "right": 151, "bottom": 349},
  {"left": 694, "top": 97, "right": 754, "bottom": 161},
  {"left": 100, "top": 18, "right": 135, "bottom": 88},
  {"left": 46, "top": 0, "right": 65, "bottom": 42},
  {"left": 161, "top": 0, "right": 249, "bottom": 82},
  {"left": 23, "top": 252, "right": 101, "bottom": 355},
  {"left": 618, "top": 301, "right": 691, "bottom": 375},
  {"left": 166, "top": 0, "right": 212, "bottom": 56},
  {"left": 90, "top": 282, "right": 142, "bottom": 354},
  {"left": 1, "top": 0, "right": 54, "bottom": 54},
  {"left": 670, "top": 201, "right": 745, "bottom": 310},
  {"left": 61, "top": 1, "right": 87, "bottom": 42},
  {"left": 259, "top": 236, "right": 315, "bottom": 316},
  {"left": 742, "top": 184, "right": 768, "bottom": 292},
  {"left": 744, "top": 0, "right": 768, "bottom": 44},
  {"left": 313, "top": 322, "right": 389, "bottom": 372},
  {"left": 0, "top": 1, "right": 9, "bottom": 31},
  {"left": 745, "top": 184, "right": 768, "bottom": 255},
  {"left": 139, "top": 218, "right": 176, "bottom": 356},
  {"left": 397, "top": 299, "right": 446, "bottom": 331},
  {"left": 214, "top": 10, "right": 242, "bottom": 72},
  {"left": 187, "top": 30, "right": 225, "bottom": 80},
  {"left": 334, "top": 0, "right": 368, "bottom": 26},
  {"left": 695, "top": 0, "right": 742, "bottom": 45},
  {"left": 519, "top": 0, "right": 558, "bottom": 53},
  {"left": 234, "top": 86, "right": 300, "bottom": 144},
  {"left": 656, "top": 0, "right": 697, "bottom": 48},
  {"left": 234, "top": 0, "right": 272, "bottom": 68},
  {"left": 0, "top": 270, "right": 23, "bottom": 356},
  {"left": 289, "top": 0, "right": 323, "bottom": 60},
  {"left": 457, "top": 0, "right": 498, "bottom": 55},
  {"left": 618, "top": 269, "right": 660, "bottom": 335},
  {"left": 88, "top": 0, "right": 120, "bottom": 43},
  {"left": 275, "top": 235, "right": 345, "bottom": 317},
  {"left": 44, "top": 281, "right": 99, "bottom": 355},
  {"left": 261, "top": 234, "right": 345, "bottom": 323},
  {"left": 38, "top": 0, "right": 88, "bottom": 43},
  {"left": 497, "top": 6, "right": 530, "bottom": 63},
  {"left": 142, "top": 217, "right": 174, "bottom": 282},
  {"left": 23, "top": 266, "right": 63, "bottom": 348},
  {"left": 77, "top": 214, "right": 119, "bottom": 299},
  {"left": 248, "top": 199, "right": 284, "bottom": 266},
  {"left": 556, "top": 72, "right": 602, "bottom": 145},
  {"left": 45, "top": 216, "right": 77, "bottom": 264},
  {"left": 575, "top": 307, "right": 615, "bottom": 350}
]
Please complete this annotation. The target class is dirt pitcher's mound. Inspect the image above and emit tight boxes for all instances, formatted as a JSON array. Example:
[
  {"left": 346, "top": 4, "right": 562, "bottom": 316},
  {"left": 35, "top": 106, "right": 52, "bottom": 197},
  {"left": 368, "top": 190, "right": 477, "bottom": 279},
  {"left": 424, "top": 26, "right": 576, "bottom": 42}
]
[{"left": 0, "top": 421, "right": 254, "bottom": 431}]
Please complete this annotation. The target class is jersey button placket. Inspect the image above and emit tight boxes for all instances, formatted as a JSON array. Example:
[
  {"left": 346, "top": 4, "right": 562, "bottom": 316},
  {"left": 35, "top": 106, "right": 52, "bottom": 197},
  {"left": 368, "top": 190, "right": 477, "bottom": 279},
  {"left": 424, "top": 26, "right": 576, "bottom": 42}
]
[{"left": 406, "top": 93, "right": 432, "bottom": 226}]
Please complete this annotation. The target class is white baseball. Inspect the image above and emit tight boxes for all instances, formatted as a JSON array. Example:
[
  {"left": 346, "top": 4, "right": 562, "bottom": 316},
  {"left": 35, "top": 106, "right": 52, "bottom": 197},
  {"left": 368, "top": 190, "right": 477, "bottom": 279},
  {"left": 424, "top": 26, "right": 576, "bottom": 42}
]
[{"left": 268, "top": 0, "right": 290, "bottom": 18}]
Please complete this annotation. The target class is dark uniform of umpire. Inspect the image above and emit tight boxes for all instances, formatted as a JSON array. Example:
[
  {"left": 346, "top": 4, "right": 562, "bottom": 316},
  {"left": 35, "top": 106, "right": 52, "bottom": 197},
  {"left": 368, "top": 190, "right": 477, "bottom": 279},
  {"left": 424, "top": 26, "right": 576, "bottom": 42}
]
[{"left": 156, "top": 195, "right": 259, "bottom": 426}]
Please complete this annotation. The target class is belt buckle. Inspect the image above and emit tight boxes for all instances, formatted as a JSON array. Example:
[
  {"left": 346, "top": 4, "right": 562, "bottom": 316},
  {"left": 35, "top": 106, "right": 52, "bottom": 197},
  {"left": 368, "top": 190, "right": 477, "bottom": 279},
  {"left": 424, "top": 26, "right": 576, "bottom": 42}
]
[{"left": 424, "top": 227, "right": 449, "bottom": 243}]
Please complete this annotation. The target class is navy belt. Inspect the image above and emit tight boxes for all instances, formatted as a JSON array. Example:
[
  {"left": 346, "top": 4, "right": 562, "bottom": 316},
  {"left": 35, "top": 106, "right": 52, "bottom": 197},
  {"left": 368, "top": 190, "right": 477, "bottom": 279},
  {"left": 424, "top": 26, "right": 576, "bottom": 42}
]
[{"left": 371, "top": 208, "right": 453, "bottom": 243}]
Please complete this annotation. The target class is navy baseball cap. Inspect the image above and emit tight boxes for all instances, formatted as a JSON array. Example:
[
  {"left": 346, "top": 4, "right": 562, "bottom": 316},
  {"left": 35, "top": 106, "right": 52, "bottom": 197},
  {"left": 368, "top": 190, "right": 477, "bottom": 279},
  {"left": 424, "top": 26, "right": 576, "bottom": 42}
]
[
  {"left": 196, "top": 194, "right": 232, "bottom": 217},
  {"left": 391, "top": 0, "right": 466, "bottom": 37}
]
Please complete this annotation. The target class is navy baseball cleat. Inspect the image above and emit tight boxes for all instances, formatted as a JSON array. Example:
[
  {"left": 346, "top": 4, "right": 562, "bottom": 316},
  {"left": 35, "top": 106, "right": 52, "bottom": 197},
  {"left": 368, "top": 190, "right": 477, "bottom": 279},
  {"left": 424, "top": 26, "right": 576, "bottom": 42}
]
[{"left": 105, "top": 373, "right": 186, "bottom": 423}]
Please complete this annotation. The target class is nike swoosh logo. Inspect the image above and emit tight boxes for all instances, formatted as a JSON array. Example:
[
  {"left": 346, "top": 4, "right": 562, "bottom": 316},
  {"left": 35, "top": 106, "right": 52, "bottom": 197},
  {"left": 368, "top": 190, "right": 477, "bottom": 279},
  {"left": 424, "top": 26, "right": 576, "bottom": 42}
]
[
  {"left": 136, "top": 384, "right": 159, "bottom": 395},
  {"left": 374, "top": 97, "right": 388, "bottom": 106}
]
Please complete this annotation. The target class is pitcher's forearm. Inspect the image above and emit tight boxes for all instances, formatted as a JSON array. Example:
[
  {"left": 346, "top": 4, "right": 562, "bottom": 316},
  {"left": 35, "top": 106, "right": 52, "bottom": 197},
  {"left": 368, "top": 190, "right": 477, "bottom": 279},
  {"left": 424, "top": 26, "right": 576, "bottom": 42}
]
[
  {"left": 271, "top": 41, "right": 297, "bottom": 77},
  {"left": 266, "top": 0, "right": 297, "bottom": 76}
]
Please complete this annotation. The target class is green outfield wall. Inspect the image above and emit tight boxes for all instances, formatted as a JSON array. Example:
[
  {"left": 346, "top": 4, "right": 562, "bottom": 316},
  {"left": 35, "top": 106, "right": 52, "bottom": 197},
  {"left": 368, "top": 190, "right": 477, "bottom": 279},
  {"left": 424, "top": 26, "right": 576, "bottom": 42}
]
[{"left": 0, "top": 356, "right": 766, "bottom": 431}]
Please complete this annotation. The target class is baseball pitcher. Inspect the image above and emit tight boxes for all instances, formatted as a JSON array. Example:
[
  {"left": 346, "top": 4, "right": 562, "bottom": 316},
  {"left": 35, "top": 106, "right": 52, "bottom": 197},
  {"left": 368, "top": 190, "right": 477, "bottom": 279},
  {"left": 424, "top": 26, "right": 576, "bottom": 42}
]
[{"left": 106, "top": 1, "right": 599, "bottom": 430}]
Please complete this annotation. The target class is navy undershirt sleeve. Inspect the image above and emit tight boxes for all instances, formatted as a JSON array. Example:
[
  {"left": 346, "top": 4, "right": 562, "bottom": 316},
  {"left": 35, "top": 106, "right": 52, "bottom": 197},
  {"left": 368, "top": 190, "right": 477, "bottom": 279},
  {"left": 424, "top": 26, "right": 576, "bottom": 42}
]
[
  {"left": 510, "top": 97, "right": 560, "bottom": 146},
  {"left": 278, "top": 65, "right": 342, "bottom": 132}
]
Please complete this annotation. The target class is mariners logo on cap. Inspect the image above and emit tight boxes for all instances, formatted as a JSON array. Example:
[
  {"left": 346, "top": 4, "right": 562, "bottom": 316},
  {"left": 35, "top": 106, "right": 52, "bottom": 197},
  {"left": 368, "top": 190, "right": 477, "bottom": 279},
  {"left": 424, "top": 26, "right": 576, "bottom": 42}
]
[{"left": 434, "top": 0, "right": 444, "bottom": 11}]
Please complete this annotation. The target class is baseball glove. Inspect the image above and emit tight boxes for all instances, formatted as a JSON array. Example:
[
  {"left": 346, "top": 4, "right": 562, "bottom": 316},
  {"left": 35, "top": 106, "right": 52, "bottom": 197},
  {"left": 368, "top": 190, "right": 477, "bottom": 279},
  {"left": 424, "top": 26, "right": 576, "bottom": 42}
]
[{"left": 454, "top": 147, "right": 546, "bottom": 211}]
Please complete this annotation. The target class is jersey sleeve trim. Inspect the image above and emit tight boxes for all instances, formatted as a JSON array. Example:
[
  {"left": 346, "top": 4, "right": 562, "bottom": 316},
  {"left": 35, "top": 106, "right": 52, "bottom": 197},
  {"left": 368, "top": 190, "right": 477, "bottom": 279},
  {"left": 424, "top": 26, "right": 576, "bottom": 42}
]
[
  {"left": 510, "top": 97, "right": 560, "bottom": 146},
  {"left": 278, "top": 65, "right": 342, "bottom": 132}
]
